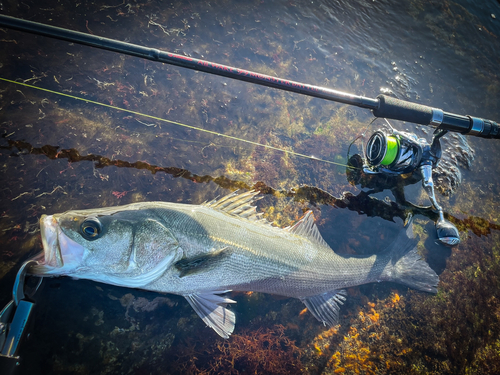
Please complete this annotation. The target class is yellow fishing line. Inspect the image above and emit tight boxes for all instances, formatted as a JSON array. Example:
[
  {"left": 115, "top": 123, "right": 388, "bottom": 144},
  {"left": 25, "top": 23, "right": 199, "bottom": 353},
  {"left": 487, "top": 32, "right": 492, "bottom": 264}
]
[{"left": 0, "top": 76, "right": 355, "bottom": 169}]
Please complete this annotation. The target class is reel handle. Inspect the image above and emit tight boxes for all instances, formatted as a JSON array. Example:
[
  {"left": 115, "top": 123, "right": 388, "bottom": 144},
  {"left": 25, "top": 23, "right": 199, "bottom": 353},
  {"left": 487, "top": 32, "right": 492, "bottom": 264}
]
[
  {"left": 420, "top": 164, "right": 460, "bottom": 246},
  {"left": 373, "top": 95, "right": 500, "bottom": 139}
]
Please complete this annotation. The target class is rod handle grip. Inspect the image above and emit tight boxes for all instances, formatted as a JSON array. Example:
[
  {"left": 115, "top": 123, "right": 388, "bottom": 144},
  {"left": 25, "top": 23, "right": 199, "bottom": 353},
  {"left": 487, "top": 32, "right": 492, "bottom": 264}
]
[
  {"left": 373, "top": 95, "right": 434, "bottom": 125},
  {"left": 373, "top": 95, "right": 500, "bottom": 139}
]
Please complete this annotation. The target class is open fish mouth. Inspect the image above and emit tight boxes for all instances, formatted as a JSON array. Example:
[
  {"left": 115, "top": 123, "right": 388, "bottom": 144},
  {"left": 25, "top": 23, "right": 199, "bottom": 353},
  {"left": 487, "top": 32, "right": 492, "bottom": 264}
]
[{"left": 30, "top": 214, "right": 84, "bottom": 275}]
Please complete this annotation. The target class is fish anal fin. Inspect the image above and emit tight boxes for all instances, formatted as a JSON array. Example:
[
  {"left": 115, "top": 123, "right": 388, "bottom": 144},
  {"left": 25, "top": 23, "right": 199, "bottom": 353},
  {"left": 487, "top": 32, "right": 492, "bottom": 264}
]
[
  {"left": 300, "top": 290, "right": 347, "bottom": 326},
  {"left": 288, "top": 211, "right": 331, "bottom": 249},
  {"left": 184, "top": 292, "right": 236, "bottom": 339}
]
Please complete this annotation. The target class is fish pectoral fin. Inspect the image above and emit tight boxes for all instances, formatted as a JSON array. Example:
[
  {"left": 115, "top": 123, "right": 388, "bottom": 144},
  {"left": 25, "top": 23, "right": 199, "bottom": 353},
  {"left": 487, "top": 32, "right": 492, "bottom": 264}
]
[
  {"left": 175, "top": 247, "right": 232, "bottom": 277},
  {"left": 184, "top": 291, "right": 236, "bottom": 339},
  {"left": 300, "top": 290, "right": 347, "bottom": 326}
]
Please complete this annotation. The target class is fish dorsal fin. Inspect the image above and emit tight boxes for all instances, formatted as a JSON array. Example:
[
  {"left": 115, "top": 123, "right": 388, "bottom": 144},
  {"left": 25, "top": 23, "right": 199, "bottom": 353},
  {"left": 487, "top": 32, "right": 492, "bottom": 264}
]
[
  {"left": 184, "top": 291, "right": 236, "bottom": 339},
  {"left": 287, "top": 211, "right": 331, "bottom": 249},
  {"left": 204, "top": 190, "right": 263, "bottom": 221},
  {"left": 300, "top": 290, "right": 347, "bottom": 326}
]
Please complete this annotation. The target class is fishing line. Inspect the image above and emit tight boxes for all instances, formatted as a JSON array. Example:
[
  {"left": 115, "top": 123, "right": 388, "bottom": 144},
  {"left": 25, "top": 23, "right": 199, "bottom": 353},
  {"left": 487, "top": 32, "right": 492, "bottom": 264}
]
[{"left": 0, "top": 76, "right": 356, "bottom": 169}]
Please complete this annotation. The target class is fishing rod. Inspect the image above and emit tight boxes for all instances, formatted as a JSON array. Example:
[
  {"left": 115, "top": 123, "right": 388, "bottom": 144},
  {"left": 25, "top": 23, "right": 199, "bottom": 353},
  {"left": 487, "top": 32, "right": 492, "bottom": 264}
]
[{"left": 0, "top": 14, "right": 498, "bottom": 139}]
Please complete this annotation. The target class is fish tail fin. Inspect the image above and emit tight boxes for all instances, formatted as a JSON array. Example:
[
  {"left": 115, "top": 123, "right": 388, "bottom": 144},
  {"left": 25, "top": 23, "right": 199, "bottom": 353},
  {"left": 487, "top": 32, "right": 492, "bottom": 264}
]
[{"left": 384, "top": 220, "right": 439, "bottom": 293}]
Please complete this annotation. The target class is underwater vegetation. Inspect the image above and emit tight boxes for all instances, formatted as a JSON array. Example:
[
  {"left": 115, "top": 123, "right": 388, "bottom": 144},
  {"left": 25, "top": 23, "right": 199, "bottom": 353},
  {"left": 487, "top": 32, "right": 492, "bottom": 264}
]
[
  {"left": 296, "top": 230, "right": 500, "bottom": 375},
  {"left": 155, "top": 324, "right": 303, "bottom": 375},
  {"left": 206, "top": 325, "right": 303, "bottom": 374}
]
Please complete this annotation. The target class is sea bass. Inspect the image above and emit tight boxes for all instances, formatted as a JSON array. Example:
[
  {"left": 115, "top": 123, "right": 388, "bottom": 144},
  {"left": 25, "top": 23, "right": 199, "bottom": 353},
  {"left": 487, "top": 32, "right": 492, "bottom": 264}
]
[{"left": 30, "top": 190, "right": 438, "bottom": 338}]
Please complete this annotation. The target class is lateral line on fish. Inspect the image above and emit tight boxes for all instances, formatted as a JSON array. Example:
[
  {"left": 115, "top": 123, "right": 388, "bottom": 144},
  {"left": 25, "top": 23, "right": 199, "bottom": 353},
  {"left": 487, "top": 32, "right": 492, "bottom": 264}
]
[{"left": 208, "top": 235, "right": 255, "bottom": 255}]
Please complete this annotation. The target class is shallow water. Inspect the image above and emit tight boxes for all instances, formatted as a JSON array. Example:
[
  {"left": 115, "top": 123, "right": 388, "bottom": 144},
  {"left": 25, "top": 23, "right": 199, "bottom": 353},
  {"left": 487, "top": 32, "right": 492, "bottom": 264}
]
[{"left": 0, "top": 0, "right": 499, "bottom": 374}]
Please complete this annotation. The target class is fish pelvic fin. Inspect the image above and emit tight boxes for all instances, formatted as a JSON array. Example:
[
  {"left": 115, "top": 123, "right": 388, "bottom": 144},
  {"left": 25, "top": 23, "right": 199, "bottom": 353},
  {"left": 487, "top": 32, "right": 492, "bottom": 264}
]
[
  {"left": 184, "top": 291, "right": 236, "bottom": 339},
  {"left": 383, "top": 219, "right": 439, "bottom": 293},
  {"left": 300, "top": 290, "right": 347, "bottom": 326}
]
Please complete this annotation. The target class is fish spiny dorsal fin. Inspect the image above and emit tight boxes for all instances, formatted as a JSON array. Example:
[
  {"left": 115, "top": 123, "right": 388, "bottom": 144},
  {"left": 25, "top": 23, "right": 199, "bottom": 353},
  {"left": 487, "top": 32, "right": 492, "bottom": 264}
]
[
  {"left": 287, "top": 211, "right": 331, "bottom": 249},
  {"left": 204, "top": 190, "right": 264, "bottom": 222}
]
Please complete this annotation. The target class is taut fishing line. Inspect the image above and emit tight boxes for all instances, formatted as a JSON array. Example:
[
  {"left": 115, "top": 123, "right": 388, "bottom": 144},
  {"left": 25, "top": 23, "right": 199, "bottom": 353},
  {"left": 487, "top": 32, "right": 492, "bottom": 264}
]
[{"left": 0, "top": 77, "right": 356, "bottom": 169}]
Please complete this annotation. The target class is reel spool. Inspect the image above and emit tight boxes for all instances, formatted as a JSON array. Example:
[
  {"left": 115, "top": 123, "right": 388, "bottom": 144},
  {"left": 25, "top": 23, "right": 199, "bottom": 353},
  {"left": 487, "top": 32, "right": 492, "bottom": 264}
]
[{"left": 365, "top": 130, "right": 423, "bottom": 175}]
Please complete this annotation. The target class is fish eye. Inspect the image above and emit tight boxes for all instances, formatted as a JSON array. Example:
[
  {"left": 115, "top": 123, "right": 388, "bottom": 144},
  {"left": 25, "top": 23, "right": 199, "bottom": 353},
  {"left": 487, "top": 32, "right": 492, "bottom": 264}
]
[{"left": 80, "top": 218, "right": 102, "bottom": 240}]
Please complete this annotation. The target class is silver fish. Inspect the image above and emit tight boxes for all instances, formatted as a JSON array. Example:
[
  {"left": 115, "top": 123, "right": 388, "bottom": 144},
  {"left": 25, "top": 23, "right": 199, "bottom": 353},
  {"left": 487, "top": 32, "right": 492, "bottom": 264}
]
[{"left": 30, "top": 190, "right": 438, "bottom": 338}]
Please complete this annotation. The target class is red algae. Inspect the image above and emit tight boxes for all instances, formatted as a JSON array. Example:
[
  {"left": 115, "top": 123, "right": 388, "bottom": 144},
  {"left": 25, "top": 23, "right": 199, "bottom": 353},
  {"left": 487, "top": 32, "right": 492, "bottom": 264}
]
[{"left": 171, "top": 325, "right": 303, "bottom": 374}]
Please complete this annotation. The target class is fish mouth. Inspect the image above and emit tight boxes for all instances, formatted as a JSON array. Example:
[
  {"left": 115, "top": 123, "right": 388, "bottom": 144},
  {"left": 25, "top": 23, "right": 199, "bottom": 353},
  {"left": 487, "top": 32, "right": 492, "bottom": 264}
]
[{"left": 30, "top": 214, "right": 84, "bottom": 276}]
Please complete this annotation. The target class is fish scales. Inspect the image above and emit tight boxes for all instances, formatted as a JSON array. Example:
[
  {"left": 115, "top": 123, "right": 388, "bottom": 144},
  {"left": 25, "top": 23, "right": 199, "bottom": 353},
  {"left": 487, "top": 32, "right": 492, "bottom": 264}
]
[
  {"left": 30, "top": 190, "right": 439, "bottom": 338},
  {"left": 151, "top": 205, "right": 379, "bottom": 296},
  {"left": 147, "top": 204, "right": 367, "bottom": 295}
]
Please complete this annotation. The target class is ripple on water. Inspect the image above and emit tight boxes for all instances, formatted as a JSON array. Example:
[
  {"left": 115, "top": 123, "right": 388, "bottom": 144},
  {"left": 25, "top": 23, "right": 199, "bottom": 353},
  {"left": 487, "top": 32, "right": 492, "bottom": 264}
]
[{"left": 435, "top": 132, "right": 475, "bottom": 196}]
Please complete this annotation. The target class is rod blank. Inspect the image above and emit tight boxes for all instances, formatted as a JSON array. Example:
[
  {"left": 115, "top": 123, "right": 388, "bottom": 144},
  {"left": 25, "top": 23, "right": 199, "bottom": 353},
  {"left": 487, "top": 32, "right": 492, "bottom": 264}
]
[{"left": 0, "top": 14, "right": 498, "bottom": 139}]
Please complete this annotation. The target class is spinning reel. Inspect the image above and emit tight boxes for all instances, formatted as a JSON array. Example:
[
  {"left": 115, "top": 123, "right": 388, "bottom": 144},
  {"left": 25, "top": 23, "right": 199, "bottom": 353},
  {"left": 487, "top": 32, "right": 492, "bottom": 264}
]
[{"left": 356, "top": 120, "right": 460, "bottom": 246}]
